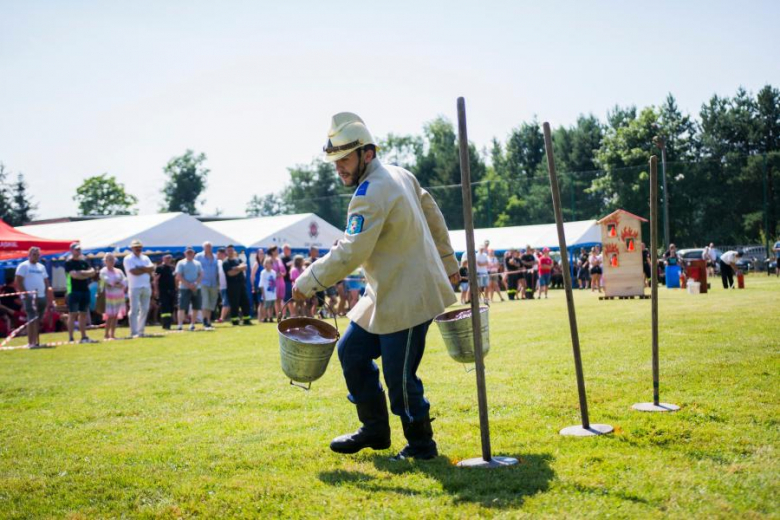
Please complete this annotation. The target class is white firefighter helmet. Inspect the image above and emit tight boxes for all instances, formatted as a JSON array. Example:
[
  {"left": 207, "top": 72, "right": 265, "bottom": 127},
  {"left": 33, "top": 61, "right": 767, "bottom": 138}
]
[{"left": 323, "top": 112, "right": 377, "bottom": 162}]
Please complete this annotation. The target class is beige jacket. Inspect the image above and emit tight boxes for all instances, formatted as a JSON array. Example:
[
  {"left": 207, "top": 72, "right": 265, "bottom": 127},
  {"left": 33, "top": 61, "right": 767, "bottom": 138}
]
[{"left": 296, "top": 159, "right": 458, "bottom": 334}]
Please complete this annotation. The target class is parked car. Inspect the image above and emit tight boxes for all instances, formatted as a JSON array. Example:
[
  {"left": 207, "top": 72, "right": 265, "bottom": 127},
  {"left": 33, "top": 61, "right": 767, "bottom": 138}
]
[
  {"left": 735, "top": 257, "right": 754, "bottom": 273},
  {"left": 678, "top": 247, "right": 723, "bottom": 274},
  {"left": 678, "top": 247, "right": 723, "bottom": 261},
  {"left": 764, "top": 258, "right": 777, "bottom": 275}
]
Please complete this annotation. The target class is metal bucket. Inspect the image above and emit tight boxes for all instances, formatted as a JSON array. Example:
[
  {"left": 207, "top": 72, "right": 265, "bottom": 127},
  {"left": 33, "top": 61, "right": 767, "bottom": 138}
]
[
  {"left": 434, "top": 306, "right": 490, "bottom": 363},
  {"left": 277, "top": 300, "right": 340, "bottom": 390}
]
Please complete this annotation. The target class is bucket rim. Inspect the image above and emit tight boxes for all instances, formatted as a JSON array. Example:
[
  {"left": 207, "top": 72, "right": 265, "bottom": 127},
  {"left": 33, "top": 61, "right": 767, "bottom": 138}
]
[
  {"left": 435, "top": 306, "right": 489, "bottom": 323},
  {"left": 277, "top": 317, "right": 340, "bottom": 342}
]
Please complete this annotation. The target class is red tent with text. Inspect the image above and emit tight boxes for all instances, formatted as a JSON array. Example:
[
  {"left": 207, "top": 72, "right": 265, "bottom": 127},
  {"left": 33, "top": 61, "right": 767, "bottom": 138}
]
[{"left": 0, "top": 219, "right": 73, "bottom": 260}]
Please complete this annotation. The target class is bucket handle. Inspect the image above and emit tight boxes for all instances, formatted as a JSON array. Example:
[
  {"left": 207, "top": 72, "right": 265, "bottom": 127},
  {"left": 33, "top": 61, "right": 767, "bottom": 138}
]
[
  {"left": 278, "top": 296, "right": 339, "bottom": 333},
  {"left": 290, "top": 380, "right": 311, "bottom": 391}
]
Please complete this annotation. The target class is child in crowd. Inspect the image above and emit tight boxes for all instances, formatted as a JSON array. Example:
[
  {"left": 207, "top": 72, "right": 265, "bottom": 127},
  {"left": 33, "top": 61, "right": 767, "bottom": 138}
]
[
  {"left": 289, "top": 255, "right": 306, "bottom": 317},
  {"left": 259, "top": 257, "right": 277, "bottom": 322},
  {"left": 537, "top": 248, "right": 553, "bottom": 299},
  {"left": 459, "top": 257, "right": 469, "bottom": 304}
]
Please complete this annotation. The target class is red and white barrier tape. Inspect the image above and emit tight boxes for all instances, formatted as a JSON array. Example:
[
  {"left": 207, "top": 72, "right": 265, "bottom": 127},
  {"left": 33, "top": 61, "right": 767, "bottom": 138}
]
[
  {"left": 0, "top": 317, "right": 39, "bottom": 348},
  {"left": 1, "top": 289, "right": 38, "bottom": 298},
  {"left": 0, "top": 325, "right": 217, "bottom": 351}
]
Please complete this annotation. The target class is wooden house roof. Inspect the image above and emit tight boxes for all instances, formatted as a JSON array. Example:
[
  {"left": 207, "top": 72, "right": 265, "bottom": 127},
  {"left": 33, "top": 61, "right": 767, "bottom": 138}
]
[{"left": 597, "top": 209, "right": 648, "bottom": 224}]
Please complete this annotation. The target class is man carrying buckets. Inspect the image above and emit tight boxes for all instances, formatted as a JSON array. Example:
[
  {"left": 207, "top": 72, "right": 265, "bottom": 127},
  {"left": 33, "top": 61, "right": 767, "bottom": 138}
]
[{"left": 292, "top": 112, "right": 460, "bottom": 460}]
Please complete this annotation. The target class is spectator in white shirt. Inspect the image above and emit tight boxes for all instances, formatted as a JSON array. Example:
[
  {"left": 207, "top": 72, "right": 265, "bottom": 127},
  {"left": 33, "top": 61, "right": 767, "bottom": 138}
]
[
  {"left": 475, "top": 245, "right": 490, "bottom": 304},
  {"left": 718, "top": 250, "right": 743, "bottom": 289},
  {"left": 124, "top": 239, "right": 155, "bottom": 337},
  {"left": 217, "top": 247, "right": 230, "bottom": 322},
  {"left": 14, "top": 247, "right": 52, "bottom": 348}
]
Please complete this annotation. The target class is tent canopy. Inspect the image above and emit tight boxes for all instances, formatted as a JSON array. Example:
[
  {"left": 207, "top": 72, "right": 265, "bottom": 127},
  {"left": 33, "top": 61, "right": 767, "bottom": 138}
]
[
  {"left": 204, "top": 213, "right": 344, "bottom": 251},
  {"left": 449, "top": 219, "right": 602, "bottom": 255},
  {"left": 18, "top": 213, "right": 236, "bottom": 254},
  {"left": 0, "top": 219, "right": 73, "bottom": 260}
]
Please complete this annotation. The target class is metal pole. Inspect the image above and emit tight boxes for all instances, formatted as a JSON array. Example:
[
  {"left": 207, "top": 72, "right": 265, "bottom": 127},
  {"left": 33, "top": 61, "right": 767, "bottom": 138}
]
[
  {"left": 764, "top": 153, "right": 769, "bottom": 258},
  {"left": 661, "top": 147, "right": 670, "bottom": 248},
  {"left": 487, "top": 181, "right": 492, "bottom": 227},
  {"left": 454, "top": 99, "right": 517, "bottom": 468},
  {"left": 650, "top": 156, "right": 660, "bottom": 406},
  {"left": 570, "top": 174, "right": 576, "bottom": 221},
  {"left": 633, "top": 156, "right": 679, "bottom": 413},
  {"left": 543, "top": 122, "right": 612, "bottom": 437},
  {"left": 457, "top": 97, "right": 491, "bottom": 462}
]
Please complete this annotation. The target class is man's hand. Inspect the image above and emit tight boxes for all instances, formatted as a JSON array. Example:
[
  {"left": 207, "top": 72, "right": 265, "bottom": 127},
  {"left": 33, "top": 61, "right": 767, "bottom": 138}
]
[
  {"left": 291, "top": 284, "right": 307, "bottom": 301},
  {"left": 448, "top": 272, "right": 460, "bottom": 285}
]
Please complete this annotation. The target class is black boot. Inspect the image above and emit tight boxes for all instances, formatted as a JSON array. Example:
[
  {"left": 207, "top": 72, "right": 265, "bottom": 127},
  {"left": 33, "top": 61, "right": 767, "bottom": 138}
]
[
  {"left": 161, "top": 316, "right": 171, "bottom": 330},
  {"left": 393, "top": 414, "right": 438, "bottom": 461},
  {"left": 330, "top": 393, "right": 391, "bottom": 454}
]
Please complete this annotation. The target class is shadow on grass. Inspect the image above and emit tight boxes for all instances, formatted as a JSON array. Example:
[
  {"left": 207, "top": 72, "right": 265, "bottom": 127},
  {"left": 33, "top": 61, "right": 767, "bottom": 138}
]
[{"left": 319, "top": 452, "right": 555, "bottom": 508}]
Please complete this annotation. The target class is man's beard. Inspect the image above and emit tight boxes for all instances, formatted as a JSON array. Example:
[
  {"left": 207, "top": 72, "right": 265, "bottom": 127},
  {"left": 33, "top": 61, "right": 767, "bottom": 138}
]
[{"left": 341, "top": 169, "right": 360, "bottom": 187}]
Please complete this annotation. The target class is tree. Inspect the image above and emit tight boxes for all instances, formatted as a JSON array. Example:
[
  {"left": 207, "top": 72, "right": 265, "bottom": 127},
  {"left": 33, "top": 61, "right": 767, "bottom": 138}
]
[
  {"left": 162, "top": 150, "right": 209, "bottom": 214},
  {"left": 8, "top": 173, "right": 37, "bottom": 225},
  {"left": 0, "top": 163, "right": 12, "bottom": 223},
  {"left": 74, "top": 174, "right": 138, "bottom": 216},
  {"left": 552, "top": 115, "right": 604, "bottom": 221},
  {"left": 247, "top": 193, "right": 285, "bottom": 217},
  {"left": 378, "top": 133, "right": 424, "bottom": 171},
  {"left": 280, "top": 159, "right": 346, "bottom": 227},
  {"left": 414, "top": 116, "right": 485, "bottom": 229}
]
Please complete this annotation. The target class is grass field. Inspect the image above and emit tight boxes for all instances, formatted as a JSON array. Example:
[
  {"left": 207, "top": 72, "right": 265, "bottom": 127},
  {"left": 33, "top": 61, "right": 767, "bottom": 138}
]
[{"left": 1, "top": 277, "right": 778, "bottom": 519}]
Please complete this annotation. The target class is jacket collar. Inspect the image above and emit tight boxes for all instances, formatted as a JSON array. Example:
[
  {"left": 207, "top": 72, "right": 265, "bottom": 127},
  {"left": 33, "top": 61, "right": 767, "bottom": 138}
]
[{"left": 358, "top": 157, "right": 381, "bottom": 185}]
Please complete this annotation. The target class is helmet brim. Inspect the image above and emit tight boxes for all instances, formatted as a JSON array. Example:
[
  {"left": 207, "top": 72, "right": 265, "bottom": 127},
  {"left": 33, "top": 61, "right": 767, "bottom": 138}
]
[{"left": 323, "top": 146, "right": 359, "bottom": 163}]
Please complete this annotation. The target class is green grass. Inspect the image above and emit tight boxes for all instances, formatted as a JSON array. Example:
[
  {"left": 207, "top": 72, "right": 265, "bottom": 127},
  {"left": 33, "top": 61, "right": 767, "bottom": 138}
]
[{"left": 1, "top": 277, "right": 778, "bottom": 519}]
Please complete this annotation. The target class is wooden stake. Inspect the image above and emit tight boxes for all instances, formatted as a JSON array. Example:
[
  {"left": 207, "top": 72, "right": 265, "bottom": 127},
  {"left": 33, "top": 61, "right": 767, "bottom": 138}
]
[
  {"left": 457, "top": 97, "right": 491, "bottom": 461},
  {"left": 632, "top": 156, "right": 679, "bottom": 413},
  {"left": 650, "top": 156, "right": 660, "bottom": 405},
  {"left": 543, "top": 122, "right": 613, "bottom": 436}
]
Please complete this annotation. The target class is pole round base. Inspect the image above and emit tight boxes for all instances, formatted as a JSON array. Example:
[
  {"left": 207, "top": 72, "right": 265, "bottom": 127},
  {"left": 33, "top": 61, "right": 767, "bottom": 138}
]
[
  {"left": 457, "top": 456, "right": 519, "bottom": 468},
  {"left": 632, "top": 402, "right": 680, "bottom": 412},
  {"left": 559, "top": 424, "right": 613, "bottom": 436}
]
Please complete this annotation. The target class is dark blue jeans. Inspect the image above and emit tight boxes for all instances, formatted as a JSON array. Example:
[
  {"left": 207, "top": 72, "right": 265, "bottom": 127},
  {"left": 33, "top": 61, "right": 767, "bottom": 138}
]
[{"left": 338, "top": 320, "right": 432, "bottom": 424}]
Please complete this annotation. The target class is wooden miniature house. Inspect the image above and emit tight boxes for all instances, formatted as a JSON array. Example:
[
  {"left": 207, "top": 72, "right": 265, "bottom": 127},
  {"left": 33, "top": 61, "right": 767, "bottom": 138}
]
[{"left": 597, "top": 209, "right": 648, "bottom": 297}]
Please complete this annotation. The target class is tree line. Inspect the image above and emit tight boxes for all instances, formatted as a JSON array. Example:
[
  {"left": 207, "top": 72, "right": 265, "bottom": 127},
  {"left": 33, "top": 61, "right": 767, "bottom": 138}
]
[
  {"left": 4, "top": 85, "right": 776, "bottom": 250},
  {"left": 251, "top": 84, "right": 778, "bottom": 248},
  {"left": 0, "top": 163, "right": 37, "bottom": 226}
]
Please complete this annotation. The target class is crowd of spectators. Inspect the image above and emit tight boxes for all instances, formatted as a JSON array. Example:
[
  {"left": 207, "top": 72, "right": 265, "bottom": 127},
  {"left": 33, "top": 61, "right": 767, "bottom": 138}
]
[
  {"left": 459, "top": 241, "right": 565, "bottom": 304},
  {"left": 2, "top": 240, "right": 368, "bottom": 346},
  {"left": 7, "top": 234, "right": 774, "bottom": 346}
]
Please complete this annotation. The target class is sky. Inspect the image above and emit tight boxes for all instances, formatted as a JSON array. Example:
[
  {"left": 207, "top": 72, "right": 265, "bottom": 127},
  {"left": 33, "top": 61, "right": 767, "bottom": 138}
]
[{"left": 1, "top": 0, "right": 778, "bottom": 219}]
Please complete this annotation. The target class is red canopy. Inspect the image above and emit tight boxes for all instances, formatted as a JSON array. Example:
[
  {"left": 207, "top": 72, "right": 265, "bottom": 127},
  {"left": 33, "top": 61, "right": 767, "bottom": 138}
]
[{"left": 0, "top": 219, "right": 74, "bottom": 260}]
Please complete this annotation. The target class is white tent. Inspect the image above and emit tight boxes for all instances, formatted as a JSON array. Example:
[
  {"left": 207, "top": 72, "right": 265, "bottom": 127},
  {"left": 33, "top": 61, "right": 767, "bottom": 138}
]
[
  {"left": 449, "top": 219, "right": 601, "bottom": 254},
  {"left": 204, "top": 213, "right": 343, "bottom": 252},
  {"left": 18, "top": 213, "right": 236, "bottom": 253}
]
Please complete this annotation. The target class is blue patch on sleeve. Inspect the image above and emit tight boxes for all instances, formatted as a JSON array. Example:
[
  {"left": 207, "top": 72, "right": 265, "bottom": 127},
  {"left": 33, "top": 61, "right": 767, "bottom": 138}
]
[
  {"left": 346, "top": 214, "right": 365, "bottom": 235},
  {"left": 354, "top": 181, "right": 370, "bottom": 197}
]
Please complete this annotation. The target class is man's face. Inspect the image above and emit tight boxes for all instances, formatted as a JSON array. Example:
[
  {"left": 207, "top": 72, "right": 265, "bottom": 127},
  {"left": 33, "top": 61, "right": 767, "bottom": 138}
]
[
  {"left": 204, "top": 243, "right": 212, "bottom": 255},
  {"left": 217, "top": 251, "right": 226, "bottom": 260},
  {"left": 71, "top": 247, "right": 82, "bottom": 259},
  {"left": 283, "top": 246, "right": 291, "bottom": 256},
  {"left": 227, "top": 247, "right": 236, "bottom": 258},
  {"left": 29, "top": 250, "right": 40, "bottom": 263},
  {"left": 186, "top": 251, "right": 195, "bottom": 261},
  {"left": 310, "top": 248, "right": 318, "bottom": 258},
  {"left": 334, "top": 151, "right": 362, "bottom": 187},
  {"left": 132, "top": 246, "right": 142, "bottom": 256}
]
